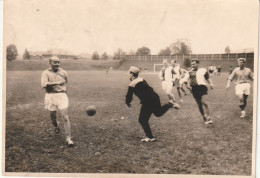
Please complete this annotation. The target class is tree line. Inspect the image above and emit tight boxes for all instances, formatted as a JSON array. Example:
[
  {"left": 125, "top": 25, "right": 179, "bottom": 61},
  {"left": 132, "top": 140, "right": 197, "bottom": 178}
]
[{"left": 6, "top": 39, "right": 232, "bottom": 61}]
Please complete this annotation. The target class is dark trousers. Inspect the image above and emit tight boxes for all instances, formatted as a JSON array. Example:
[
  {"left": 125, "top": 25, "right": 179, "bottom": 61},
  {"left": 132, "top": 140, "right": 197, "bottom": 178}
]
[{"left": 138, "top": 94, "right": 171, "bottom": 139}]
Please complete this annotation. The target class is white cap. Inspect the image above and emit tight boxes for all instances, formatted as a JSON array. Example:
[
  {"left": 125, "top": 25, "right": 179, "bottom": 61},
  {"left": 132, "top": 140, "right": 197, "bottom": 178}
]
[
  {"left": 129, "top": 66, "right": 140, "bottom": 75},
  {"left": 237, "top": 58, "right": 246, "bottom": 62}
]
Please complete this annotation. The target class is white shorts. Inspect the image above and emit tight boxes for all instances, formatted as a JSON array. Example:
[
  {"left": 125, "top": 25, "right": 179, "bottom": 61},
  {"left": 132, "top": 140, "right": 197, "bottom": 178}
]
[
  {"left": 179, "top": 76, "right": 189, "bottom": 86},
  {"left": 235, "top": 83, "right": 251, "bottom": 95},
  {"left": 45, "top": 93, "right": 69, "bottom": 111},
  {"left": 162, "top": 81, "right": 173, "bottom": 94}
]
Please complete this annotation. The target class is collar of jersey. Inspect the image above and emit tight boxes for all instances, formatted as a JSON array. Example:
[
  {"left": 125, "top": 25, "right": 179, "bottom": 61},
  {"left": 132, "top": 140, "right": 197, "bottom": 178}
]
[{"left": 48, "top": 68, "right": 62, "bottom": 72}]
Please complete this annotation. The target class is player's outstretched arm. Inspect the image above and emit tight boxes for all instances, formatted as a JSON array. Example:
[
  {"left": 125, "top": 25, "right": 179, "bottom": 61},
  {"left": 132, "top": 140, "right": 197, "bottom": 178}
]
[
  {"left": 226, "top": 79, "right": 231, "bottom": 89},
  {"left": 226, "top": 69, "right": 236, "bottom": 89}
]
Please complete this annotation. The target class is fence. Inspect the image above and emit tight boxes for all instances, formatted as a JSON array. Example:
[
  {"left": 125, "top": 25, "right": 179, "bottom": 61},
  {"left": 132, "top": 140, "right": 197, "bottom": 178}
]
[{"left": 125, "top": 53, "right": 254, "bottom": 61}]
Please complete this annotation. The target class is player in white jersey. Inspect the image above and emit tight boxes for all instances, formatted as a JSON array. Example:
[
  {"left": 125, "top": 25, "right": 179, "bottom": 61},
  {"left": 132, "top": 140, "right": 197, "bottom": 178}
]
[
  {"left": 171, "top": 60, "right": 183, "bottom": 102},
  {"left": 159, "top": 59, "right": 176, "bottom": 102},
  {"left": 179, "top": 68, "right": 190, "bottom": 95}
]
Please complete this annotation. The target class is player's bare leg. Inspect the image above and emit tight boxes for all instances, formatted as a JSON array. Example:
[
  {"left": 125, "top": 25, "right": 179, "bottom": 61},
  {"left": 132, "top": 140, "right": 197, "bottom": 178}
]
[
  {"left": 60, "top": 108, "right": 73, "bottom": 146},
  {"left": 195, "top": 97, "right": 212, "bottom": 124},
  {"left": 201, "top": 96, "right": 212, "bottom": 123},
  {"left": 180, "top": 84, "right": 187, "bottom": 95},
  {"left": 50, "top": 111, "right": 60, "bottom": 134},
  {"left": 176, "top": 87, "right": 183, "bottom": 103},
  {"left": 238, "top": 94, "right": 247, "bottom": 117},
  {"left": 167, "top": 93, "right": 175, "bottom": 102}
]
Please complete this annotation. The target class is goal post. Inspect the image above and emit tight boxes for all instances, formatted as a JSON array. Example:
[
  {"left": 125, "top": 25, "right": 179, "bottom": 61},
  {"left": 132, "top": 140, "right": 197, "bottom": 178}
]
[{"left": 154, "top": 64, "right": 164, "bottom": 72}]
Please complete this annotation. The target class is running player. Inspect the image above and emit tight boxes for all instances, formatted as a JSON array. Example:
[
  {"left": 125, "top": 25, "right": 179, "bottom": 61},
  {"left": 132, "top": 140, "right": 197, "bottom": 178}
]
[
  {"left": 171, "top": 60, "right": 183, "bottom": 103},
  {"left": 179, "top": 67, "right": 190, "bottom": 95},
  {"left": 226, "top": 58, "right": 254, "bottom": 118},
  {"left": 159, "top": 59, "right": 176, "bottom": 102},
  {"left": 189, "top": 59, "right": 214, "bottom": 124}
]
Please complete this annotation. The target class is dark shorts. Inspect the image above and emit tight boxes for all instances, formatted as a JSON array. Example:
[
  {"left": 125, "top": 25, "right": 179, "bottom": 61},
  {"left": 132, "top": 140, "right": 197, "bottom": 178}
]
[
  {"left": 191, "top": 85, "right": 208, "bottom": 99},
  {"left": 173, "top": 78, "right": 180, "bottom": 88},
  {"left": 209, "top": 70, "right": 214, "bottom": 73}
]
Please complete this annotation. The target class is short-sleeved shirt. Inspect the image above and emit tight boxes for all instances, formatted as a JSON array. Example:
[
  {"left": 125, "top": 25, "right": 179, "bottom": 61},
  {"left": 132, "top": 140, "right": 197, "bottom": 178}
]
[
  {"left": 229, "top": 67, "right": 253, "bottom": 84},
  {"left": 159, "top": 66, "right": 175, "bottom": 82},
  {"left": 41, "top": 68, "right": 68, "bottom": 93},
  {"left": 189, "top": 68, "right": 209, "bottom": 86}
]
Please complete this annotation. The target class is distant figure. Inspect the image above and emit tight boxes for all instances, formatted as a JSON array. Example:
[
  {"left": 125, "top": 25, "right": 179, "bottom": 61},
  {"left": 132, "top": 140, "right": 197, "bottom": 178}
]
[
  {"left": 144, "top": 67, "right": 147, "bottom": 72},
  {"left": 106, "top": 66, "right": 109, "bottom": 74},
  {"left": 217, "top": 66, "right": 222, "bottom": 76},
  {"left": 208, "top": 65, "right": 214, "bottom": 75},
  {"left": 41, "top": 56, "right": 74, "bottom": 146},
  {"left": 226, "top": 58, "right": 254, "bottom": 118},
  {"left": 214, "top": 66, "right": 218, "bottom": 76}
]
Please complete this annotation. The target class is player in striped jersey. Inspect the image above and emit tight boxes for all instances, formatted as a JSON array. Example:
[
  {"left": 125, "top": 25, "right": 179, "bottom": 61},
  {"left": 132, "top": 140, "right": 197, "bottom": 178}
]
[
  {"left": 189, "top": 59, "right": 214, "bottom": 124},
  {"left": 159, "top": 59, "right": 176, "bottom": 103}
]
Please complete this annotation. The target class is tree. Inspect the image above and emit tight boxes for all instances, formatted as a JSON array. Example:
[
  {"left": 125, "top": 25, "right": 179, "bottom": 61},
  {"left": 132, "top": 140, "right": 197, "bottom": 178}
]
[
  {"left": 23, "top": 48, "right": 30, "bottom": 60},
  {"left": 101, "top": 52, "right": 108, "bottom": 60},
  {"left": 128, "top": 50, "right": 135, "bottom": 55},
  {"left": 183, "top": 58, "right": 191, "bottom": 69},
  {"left": 170, "top": 38, "right": 192, "bottom": 54},
  {"left": 225, "top": 46, "right": 231, "bottom": 54},
  {"left": 158, "top": 47, "right": 171, "bottom": 55},
  {"left": 113, "top": 48, "right": 126, "bottom": 60},
  {"left": 6, "top": 44, "right": 18, "bottom": 61},
  {"left": 92, "top": 51, "right": 99, "bottom": 60},
  {"left": 136, "top": 46, "right": 151, "bottom": 55}
]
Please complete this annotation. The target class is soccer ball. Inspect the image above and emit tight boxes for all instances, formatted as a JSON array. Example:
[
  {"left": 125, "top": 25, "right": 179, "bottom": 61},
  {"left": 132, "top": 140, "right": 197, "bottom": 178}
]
[{"left": 86, "top": 105, "right": 96, "bottom": 116}]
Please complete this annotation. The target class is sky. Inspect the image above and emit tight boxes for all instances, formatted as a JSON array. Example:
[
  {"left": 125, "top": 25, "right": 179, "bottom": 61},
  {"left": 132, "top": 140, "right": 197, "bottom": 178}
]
[{"left": 3, "top": 0, "right": 259, "bottom": 55}]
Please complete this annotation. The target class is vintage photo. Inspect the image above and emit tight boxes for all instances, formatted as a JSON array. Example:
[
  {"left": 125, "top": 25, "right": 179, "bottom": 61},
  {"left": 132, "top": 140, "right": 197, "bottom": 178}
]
[{"left": 3, "top": 0, "right": 258, "bottom": 177}]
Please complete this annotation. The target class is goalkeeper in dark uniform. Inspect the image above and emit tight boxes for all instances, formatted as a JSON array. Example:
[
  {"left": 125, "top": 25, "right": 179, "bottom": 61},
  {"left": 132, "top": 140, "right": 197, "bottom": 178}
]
[{"left": 125, "top": 66, "right": 179, "bottom": 142}]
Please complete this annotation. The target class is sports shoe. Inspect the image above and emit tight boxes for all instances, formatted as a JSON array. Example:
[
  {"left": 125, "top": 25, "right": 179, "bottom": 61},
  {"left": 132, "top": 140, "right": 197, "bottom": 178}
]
[
  {"left": 66, "top": 137, "right": 74, "bottom": 146},
  {"left": 168, "top": 100, "right": 180, "bottom": 109},
  {"left": 205, "top": 117, "right": 213, "bottom": 124},
  {"left": 55, "top": 127, "right": 60, "bottom": 134},
  {"left": 141, "top": 137, "right": 156, "bottom": 142},
  {"left": 240, "top": 111, "right": 246, "bottom": 118},
  {"left": 205, "top": 120, "right": 213, "bottom": 124}
]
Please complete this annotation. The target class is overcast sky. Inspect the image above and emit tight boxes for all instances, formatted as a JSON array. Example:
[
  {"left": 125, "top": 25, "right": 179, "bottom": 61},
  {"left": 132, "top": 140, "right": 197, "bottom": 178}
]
[{"left": 4, "top": 0, "right": 259, "bottom": 55}]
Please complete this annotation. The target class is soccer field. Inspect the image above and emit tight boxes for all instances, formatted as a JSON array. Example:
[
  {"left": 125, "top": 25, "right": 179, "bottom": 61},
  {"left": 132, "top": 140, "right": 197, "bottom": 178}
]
[{"left": 5, "top": 70, "right": 254, "bottom": 175}]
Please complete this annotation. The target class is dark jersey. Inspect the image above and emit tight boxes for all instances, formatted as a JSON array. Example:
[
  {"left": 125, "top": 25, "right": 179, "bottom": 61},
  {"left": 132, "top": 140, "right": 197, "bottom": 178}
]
[{"left": 125, "top": 77, "right": 157, "bottom": 105}]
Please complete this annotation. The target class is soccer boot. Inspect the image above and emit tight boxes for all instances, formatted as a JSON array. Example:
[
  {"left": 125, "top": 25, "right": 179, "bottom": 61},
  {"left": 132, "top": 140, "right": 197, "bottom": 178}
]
[
  {"left": 66, "top": 137, "right": 74, "bottom": 147},
  {"left": 141, "top": 137, "right": 156, "bottom": 142}
]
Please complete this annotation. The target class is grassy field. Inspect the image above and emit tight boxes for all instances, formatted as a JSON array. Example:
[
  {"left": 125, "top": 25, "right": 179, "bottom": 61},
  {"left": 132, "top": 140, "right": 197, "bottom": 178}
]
[{"left": 5, "top": 70, "right": 254, "bottom": 175}]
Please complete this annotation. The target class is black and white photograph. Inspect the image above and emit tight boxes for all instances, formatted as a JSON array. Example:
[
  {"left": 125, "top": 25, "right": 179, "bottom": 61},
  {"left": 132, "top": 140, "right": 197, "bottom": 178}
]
[{"left": 2, "top": 0, "right": 258, "bottom": 177}]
